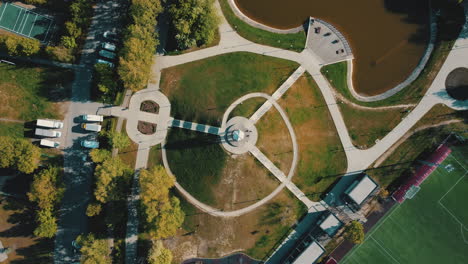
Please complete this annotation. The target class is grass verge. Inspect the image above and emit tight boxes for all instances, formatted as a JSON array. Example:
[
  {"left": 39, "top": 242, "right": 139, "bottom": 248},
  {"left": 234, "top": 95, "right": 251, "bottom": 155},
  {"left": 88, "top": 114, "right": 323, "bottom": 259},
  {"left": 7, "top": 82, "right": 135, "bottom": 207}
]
[
  {"left": 219, "top": 0, "right": 306, "bottom": 52},
  {"left": 165, "top": 128, "right": 227, "bottom": 205},
  {"left": 0, "top": 63, "right": 73, "bottom": 121},
  {"left": 160, "top": 52, "right": 299, "bottom": 126}
]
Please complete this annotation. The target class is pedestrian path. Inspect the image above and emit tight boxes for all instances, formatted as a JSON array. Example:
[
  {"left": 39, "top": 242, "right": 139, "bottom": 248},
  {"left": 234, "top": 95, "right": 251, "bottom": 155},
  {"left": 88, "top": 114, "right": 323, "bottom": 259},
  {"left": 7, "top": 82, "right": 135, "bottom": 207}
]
[
  {"left": 170, "top": 118, "right": 222, "bottom": 135},
  {"left": 124, "top": 170, "right": 140, "bottom": 264},
  {"left": 249, "top": 146, "right": 325, "bottom": 211},
  {"left": 250, "top": 66, "right": 305, "bottom": 123}
]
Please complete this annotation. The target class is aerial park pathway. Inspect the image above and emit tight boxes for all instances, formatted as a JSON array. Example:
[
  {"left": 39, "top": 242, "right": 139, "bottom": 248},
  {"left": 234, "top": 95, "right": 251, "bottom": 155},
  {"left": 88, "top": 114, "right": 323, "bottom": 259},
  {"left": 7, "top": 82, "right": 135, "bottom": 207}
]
[{"left": 148, "top": 0, "right": 468, "bottom": 218}]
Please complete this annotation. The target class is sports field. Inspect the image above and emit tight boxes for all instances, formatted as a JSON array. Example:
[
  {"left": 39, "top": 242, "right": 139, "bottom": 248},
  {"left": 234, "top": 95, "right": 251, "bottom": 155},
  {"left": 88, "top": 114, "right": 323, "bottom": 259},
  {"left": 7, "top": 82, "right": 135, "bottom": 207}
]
[
  {"left": 341, "top": 146, "right": 468, "bottom": 264},
  {"left": 0, "top": 2, "right": 54, "bottom": 42}
]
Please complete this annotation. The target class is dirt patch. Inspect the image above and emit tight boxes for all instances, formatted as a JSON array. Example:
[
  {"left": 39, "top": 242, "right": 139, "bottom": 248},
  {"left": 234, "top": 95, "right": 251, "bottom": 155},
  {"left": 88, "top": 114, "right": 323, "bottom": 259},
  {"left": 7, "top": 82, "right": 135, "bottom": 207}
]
[
  {"left": 140, "top": 100, "right": 159, "bottom": 114},
  {"left": 167, "top": 189, "right": 306, "bottom": 263},
  {"left": 210, "top": 154, "right": 279, "bottom": 210},
  {"left": 0, "top": 197, "right": 52, "bottom": 263},
  {"left": 137, "top": 121, "right": 157, "bottom": 135},
  {"left": 255, "top": 108, "right": 293, "bottom": 174}
]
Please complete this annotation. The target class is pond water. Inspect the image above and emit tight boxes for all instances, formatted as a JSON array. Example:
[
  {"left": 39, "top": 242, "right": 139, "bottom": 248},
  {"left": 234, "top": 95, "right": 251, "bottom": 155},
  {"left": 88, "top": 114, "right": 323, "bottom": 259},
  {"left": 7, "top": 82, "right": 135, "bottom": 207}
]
[{"left": 234, "top": 0, "right": 429, "bottom": 96}]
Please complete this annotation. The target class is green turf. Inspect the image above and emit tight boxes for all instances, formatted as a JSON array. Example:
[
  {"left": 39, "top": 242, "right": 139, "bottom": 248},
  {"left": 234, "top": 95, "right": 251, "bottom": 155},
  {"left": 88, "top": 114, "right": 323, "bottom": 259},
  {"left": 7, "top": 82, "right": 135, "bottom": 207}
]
[
  {"left": 218, "top": 0, "right": 306, "bottom": 52},
  {"left": 342, "top": 147, "right": 468, "bottom": 264},
  {"left": 161, "top": 52, "right": 299, "bottom": 126},
  {"left": 0, "top": 122, "right": 24, "bottom": 138},
  {"left": 0, "top": 64, "right": 73, "bottom": 121},
  {"left": 165, "top": 128, "right": 227, "bottom": 205}
]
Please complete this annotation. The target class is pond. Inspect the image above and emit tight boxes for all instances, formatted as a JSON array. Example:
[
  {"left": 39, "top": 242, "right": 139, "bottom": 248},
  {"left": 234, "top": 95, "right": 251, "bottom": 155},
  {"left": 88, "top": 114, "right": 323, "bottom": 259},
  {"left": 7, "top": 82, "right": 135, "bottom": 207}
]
[{"left": 234, "top": 0, "right": 429, "bottom": 96}]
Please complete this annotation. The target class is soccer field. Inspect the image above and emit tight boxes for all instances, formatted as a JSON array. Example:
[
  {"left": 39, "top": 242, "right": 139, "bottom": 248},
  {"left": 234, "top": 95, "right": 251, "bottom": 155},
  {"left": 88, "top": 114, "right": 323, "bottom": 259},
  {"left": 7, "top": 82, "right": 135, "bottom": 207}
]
[
  {"left": 0, "top": 2, "right": 54, "bottom": 42},
  {"left": 341, "top": 146, "right": 468, "bottom": 264}
]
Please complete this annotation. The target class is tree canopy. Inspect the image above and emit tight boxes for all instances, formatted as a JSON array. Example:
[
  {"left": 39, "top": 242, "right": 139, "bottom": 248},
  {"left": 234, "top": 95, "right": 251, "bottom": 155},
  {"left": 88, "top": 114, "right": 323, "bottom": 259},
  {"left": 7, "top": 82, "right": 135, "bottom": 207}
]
[
  {"left": 28, "top": 166, "right": 64, "bottom": 238},
  {"left": 94, "top": 157, "right": 131, "bottom": 204},
  {"left": 345, "top": 220, "right": 365, "bottom": 244},
  {"left": 169, "top": 0, "right": 219, "bottom": 49},
  {"left": 139, "top": 166, "right": 184, "bottom": 239},
  {"left": 0, "top": 136, "right": 40, "bottom": 174},
  {"left": 77, "top": 233, "right": 111, "bottom": 264},
  {"left": 148, "top": 240, "right": 173, "bottom": 264}
]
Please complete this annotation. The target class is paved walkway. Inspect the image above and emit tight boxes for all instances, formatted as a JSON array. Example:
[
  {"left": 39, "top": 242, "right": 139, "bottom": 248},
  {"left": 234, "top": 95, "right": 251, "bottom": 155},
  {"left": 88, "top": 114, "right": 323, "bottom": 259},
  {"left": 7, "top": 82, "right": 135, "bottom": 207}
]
[
  {"left": 54, "top": 0, "right": 122, "bottom": 263},
  {"left": 250, "top": 66, "right": 305, "bottom": 123},
  {"left": 140, "top": 0, "right": 468, "bottom": 219}
]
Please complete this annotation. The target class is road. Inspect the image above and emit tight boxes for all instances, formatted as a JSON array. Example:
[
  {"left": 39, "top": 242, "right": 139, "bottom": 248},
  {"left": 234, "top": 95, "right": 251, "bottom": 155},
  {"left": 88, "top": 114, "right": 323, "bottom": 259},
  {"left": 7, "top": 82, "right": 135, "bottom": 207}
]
[{"left": 53, "top": 0, "right": 124, "bottom": 263}]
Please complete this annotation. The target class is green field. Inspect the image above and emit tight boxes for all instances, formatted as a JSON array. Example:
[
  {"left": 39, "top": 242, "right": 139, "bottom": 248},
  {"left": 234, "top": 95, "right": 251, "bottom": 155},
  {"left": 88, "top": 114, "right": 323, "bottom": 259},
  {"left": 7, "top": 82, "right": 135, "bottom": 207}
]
[{"left": 342, "top": 146, "right": 468, "bottom": 264}]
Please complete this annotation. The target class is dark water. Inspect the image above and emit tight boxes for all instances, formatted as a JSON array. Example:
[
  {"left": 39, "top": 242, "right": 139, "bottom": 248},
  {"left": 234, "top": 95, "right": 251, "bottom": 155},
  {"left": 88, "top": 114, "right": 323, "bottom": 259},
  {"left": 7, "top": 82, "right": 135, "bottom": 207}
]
[{"left": 234, "top": 0, "right": 429, "bottom": 96}]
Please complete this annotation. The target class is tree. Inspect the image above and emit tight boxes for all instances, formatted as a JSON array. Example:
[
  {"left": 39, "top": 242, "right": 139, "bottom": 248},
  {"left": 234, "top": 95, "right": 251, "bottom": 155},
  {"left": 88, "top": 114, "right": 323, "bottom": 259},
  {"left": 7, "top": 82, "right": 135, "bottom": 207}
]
[
  {"left": 65, "top": 21, "right": 82, "bottom": 39},
  {"left": 77, "top": 233, "right": 111, "bottom": 264},
  {"left": 169, "top": 0, "right": 219, "bottom": 49},
  {"left": 4, "top": 37, "right": 19, "bottom": 56},
  {"left": 19, "top": 39, "right": 41, "bottom": 56},
  {"left": 86, "top": 203, "right": 102, "bottom": 217},
  {"left": 13, "top": 138, "right": 41, "bottom": 174},
  {"left": 345, "top": 221, "right": 365, "bottom": 244},
  {"left": 45, "top": 46, "right": 75, "bottom": 63},
  {"left": 148, "top": 240, "right": 173, "bottom": 264},
  {"left": 139, "top": 166, "right": 184, "bottom": 239},
  {"left": 0, "top": 137, "right": 40, "bottom": 174},
  {"left": 89, "top": 149, "right": 111, "bottom": 164},
  {"left": 139, "top": 166, "right": 175, "bottom": 204},
  {"left": 107, "top": 131, "right": 130, "bottom": 150},
  {"left": 94, "top": 158, "right": 131, "bottom": 203},
  {"left": 33, "top": 209, "right": 57, "bottom": 238},
  {"left": 61, "top": 36, "right": 77, "bottom": 49},
  {"left": 0, "top": 136, "right": 15, "bottom": 168},
  {"left": 28, "top": 166, "right": 64, "bottom": 211}
]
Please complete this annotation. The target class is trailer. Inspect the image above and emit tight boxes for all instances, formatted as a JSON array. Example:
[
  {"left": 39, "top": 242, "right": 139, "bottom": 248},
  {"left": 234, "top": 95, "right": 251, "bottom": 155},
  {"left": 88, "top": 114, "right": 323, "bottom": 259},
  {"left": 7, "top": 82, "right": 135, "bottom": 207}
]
[
  {"left": 81, "top": 114, "right": 104, "bottom": 122},
  {"left": 81, "top": 123, "right": 102, "bottom": 132},
  {"left": 36, "top": 119, "right": 64, "bottom": 129},
  {"left": 35, "top": 128, "right": 62, "bottom": 138},
  {"left": 40, "top": 139, "right": 60, "bottom": 148}
]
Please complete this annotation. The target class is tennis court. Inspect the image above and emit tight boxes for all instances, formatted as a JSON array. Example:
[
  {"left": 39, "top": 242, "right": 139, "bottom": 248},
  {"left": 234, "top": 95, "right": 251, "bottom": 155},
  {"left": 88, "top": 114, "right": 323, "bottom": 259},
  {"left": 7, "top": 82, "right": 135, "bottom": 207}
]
[
  {"left": 341, "top": 146, "right": 468, "bottom": 264},
  {"left": 0, "top": 2, "right": 54, "bottom": 42}
]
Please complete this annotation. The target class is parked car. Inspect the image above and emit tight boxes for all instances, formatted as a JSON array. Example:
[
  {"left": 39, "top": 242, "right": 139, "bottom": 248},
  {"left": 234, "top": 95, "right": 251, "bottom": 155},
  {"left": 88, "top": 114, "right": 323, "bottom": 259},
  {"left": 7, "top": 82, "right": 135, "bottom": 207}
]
[
  {"left": 81, "top": 123, "right": 102, "bottom": 132},
  {"left": 103, "top": 31, "right": 119, "bottom": 42},
  {"left": 36, "top": 119, "right": 63, "bottom": 129},
  {"left": 96, "top": 59, "right": 114, "bottom": 68},
  {"left": 81, "top": 140, "right": 100, "bottom": 149},
  {"left": 35, "top": 128, "right": 61, "bottom": 138},
  {"left": 99, "top": 49, "right": 116, "bottom": 60},
  {"left": 101, "top": 42, "right": 116, "bottom": 52},
  {"left": 40, "top": 139, "right": 60, "bottom": 148},
  {"left": 81, "top": 114, "right": 104, "bottom": 122}
]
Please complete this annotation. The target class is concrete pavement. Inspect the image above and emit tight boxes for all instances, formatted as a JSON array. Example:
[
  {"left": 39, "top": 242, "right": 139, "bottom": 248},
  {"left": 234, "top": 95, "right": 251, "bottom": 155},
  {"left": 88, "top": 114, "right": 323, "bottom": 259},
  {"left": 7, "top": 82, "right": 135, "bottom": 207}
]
[{"left": 54, "top": 0, "right": 124, "bottom": 263}]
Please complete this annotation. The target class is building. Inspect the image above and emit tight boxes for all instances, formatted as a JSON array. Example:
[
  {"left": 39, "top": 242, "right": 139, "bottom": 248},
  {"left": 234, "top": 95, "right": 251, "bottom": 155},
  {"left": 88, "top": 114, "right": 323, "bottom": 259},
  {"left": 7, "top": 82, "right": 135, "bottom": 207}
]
[
  {"left": 344, "top": 174, "right": 379, "bottom": 207},
  {"left": 318, "top": 212, "right": 343, "bottom": 236},
  {"left": 283, "top": 232, "right": 325, "bottom": 264}
]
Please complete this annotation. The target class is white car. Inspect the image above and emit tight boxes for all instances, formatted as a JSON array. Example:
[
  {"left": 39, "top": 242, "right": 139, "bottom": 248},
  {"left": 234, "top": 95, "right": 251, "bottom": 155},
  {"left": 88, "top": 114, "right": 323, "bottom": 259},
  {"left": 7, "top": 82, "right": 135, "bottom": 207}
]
[
  {"left": 40, "top": 139, "right": 60, "bottom": 148},
  {"left": 103, "top": 31, "right": 119, "bottom": 42},
  {"left": 101, "top": 42, "right": 116, "bottom": 52}
]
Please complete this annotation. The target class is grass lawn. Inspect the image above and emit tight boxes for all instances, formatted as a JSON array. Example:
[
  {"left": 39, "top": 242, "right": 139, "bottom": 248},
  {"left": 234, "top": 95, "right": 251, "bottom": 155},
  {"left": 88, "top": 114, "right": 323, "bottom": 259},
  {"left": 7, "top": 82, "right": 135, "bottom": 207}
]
[
  {"left": 277, "top": 74, "right": 347, "bottom": 201},
  {"left": 342, "top": 146, "right": 468, "bottom": 264},
  {"left": 169, "top": 189, "right": 306, "bottom": 263},
  {"left": 165, "top": 128, "right": 227, "bottom": 205},
  {"left": 147, "top": 144, "right": 162, "bottom": 169},
  {"left": 0, "top": 122, "right": 25, "bottom": 138},
  {"left": 367, "top": 105, "right": 467, "bottom": 190},
  {"left": 219, "top": 0, "right": 306, "bottom": 52},
  {"left": 339, "top": 103, "right": 406, "bottom": 148},
  {"left": 0, "top": 63, "right": 73, "bottom": 121},
  {"left": 117, "top": 120, "right": 138, "bottom": 169},
  {"left": 160, "top": 52, "right": 299, "bottom": 126}
]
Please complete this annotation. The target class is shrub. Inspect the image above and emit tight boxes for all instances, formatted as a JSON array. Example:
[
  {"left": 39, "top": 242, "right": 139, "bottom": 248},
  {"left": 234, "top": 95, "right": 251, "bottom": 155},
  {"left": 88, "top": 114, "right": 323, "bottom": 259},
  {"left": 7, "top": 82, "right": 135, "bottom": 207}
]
[
  {"left": 345, "top": 221, "right": 365, "bottom": 244},
  {"left": 45, "top": 46, "right": 75, "bottom": 63}
]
